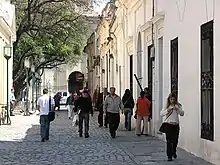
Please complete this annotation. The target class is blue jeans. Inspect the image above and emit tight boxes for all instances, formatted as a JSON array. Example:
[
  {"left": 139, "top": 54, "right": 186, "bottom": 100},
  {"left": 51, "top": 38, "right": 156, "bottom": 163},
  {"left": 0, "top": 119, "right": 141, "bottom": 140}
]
[
  {"left": 40, "top": 115, "right": 50, "bottom": 140},
  {"left": 124, "top": 108, "right": 133, "bottom": 131}
]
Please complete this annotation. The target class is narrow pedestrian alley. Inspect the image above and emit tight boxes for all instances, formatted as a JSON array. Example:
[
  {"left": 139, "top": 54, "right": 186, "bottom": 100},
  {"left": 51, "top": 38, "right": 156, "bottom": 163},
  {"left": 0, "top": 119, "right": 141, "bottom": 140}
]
[{"left": 0, "top": 112, "right": 213, "bottom": 165}]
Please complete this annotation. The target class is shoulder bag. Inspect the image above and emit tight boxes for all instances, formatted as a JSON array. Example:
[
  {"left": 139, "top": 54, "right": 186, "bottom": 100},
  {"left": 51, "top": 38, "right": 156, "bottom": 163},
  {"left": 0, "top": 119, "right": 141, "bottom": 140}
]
[
  {"left": 159, "top": 110, "right": 173, "bottom": 133},
  {"left": 48, "top": 96, "right": 55, "bottom": 122}
]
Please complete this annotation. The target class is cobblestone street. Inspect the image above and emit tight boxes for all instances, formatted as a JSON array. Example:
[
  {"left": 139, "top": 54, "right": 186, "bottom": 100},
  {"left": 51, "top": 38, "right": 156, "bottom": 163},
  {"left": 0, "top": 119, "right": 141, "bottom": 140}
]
[{"left": 0, "top": 111, "right": 213, "bottom": 165}]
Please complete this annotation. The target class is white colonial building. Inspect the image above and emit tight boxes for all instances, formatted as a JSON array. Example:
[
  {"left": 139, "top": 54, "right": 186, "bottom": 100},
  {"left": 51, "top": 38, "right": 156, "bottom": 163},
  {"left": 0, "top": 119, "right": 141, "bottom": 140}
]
[
  {"left": 162, "top": 0, "right": 219, "bottom": 164},
  {"left": 91, "top": 0, "right": 220, "bottom": 164},
  {"left": 108, "top": 0, "right": 165, "bottom": 133}
]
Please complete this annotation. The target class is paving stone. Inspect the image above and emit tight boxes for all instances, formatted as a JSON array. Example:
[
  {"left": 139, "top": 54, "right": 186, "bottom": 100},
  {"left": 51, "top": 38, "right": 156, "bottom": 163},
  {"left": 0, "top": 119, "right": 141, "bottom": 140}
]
[{"left": 0, "top": 111, "right": 213, "bottom": 165}]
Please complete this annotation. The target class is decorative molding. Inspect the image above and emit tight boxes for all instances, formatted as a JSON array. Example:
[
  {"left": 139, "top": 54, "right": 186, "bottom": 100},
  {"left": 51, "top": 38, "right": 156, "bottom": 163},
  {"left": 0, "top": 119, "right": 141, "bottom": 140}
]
[
  {"left": 114, "top": 23, "right": 123, "bottom": 36},
  {"left": 127, "top": 45, "right": 133, "bottom": 54},
  {"left": 0, "top": 17, "right": 12, "bottom": 39},
  {"left": 140, "top": 12, "right": 165, "bottom": 32},
  {"left": 127, "top": 0, "right": 142, "bottom": 14},
  {"left": 125, "top": 36, "right": 133, "bottom": 44},
  {"left": 140, "top": 21, "right": 152, "bottom": 32},
  {"left": 151, "top": 11, "right": 165, "bottom": 24},
  {"left": 119, "top": 0, "right": 131, "bottom": 8},
  {"left": 158, "top": 27, "right": 164, "bottom": 38}
]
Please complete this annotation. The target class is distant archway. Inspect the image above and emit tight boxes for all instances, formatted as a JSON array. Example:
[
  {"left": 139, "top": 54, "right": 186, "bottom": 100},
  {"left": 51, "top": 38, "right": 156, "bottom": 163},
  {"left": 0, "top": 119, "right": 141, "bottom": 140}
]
[
  {"left": 137, "top": 32, "right": 142, "bottom": 96},
  {"left": 68, "top": 71, "right": 84, "bottom": 93}
]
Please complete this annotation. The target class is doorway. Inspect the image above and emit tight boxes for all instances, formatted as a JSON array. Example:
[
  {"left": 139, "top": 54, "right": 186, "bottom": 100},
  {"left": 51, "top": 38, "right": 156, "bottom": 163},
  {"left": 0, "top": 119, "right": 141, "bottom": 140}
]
[
  {"left": 148, "top": 45, "right": 153, "bottom": 96},
  {"left": 170, "top": 37, "right": 178, "bottom": 97}
]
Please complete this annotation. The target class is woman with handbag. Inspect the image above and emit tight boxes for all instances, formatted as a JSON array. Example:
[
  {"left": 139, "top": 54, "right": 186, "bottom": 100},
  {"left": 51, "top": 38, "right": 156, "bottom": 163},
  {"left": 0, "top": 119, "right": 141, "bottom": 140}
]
[
  {"left": 122, "top": 89, "right": 135, "bottom": 131},
  {"left": 160, "top": 93, "right": 184, "bottom": 161},
  {"left": 135, "top": 91, "right": 151, "bottom": 136}
]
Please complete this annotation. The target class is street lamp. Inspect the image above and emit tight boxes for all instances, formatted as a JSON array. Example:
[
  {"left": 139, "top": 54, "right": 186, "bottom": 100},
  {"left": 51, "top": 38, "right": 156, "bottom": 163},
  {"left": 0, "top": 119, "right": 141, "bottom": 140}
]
[
  {"left": 31, "top": 65, "right": 35, "bottom": 113},
  {"left": 35, "top": 72, "right": 39, "bottom": 108},
  {"left": 24, "top": 57, "right": 30, "bottom": 116},
  {"left": 3, "top": 44, "right": 12, "bottom": 125}
]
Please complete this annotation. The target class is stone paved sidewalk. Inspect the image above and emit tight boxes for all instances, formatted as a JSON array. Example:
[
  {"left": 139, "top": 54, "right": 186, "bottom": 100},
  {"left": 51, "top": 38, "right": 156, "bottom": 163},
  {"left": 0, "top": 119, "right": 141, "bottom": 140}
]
[{"left": 0, "top": 111, "right": 214, "bottom": 165}]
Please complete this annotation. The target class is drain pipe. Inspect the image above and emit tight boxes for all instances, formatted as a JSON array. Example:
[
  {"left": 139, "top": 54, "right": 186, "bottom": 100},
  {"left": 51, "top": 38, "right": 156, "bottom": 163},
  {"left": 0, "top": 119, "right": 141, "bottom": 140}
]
[{"left": 151, "top": 0, "right": 155, "bottom": 59}]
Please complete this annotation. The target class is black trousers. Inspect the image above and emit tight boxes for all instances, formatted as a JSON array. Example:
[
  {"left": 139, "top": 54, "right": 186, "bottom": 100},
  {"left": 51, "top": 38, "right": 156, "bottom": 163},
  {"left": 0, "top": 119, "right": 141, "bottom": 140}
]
[
  {"left": 98, "top": 110, "right": 108, "bottom": 127},
  {"left": 107, "top": 112, "right": 120, "bottom": 137},
  {"left": 165, "top": 124, "right": 180, "bottom": 158},
  {"left": 79, "top": 113, "right": 89, "bottom": 135},
  {"left": 55, "top": 104, "right": 60, "bottom": 111}
]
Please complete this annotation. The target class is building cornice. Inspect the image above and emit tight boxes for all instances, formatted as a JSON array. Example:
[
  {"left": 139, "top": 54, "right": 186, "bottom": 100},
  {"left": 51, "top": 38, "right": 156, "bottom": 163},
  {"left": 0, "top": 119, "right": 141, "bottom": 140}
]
[
  {"left": 140, "top": 12, "right": 165, "bottom": 32},
  {"left": 151, "top": 11, "right": 165, "bottom": 24},
  {"left": 127, "top": 0, "right": 141, "bottom": 14},
  {"left": 140, "top": 21, "right": 152, "bottom": 32},
  {"left": 0, "top": 16, "right": 13, "bottom": 40},
  {"left": 125, "top": 36, "right": 133, "bottom": 44}
]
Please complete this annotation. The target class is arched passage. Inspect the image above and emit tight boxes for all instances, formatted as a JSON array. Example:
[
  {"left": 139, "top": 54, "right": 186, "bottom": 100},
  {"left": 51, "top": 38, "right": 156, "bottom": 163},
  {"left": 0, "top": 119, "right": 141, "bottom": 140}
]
[
  {"left": 137, "top": 32, "right": 142, "bottom": 96},
  {"left": 68, "top": 71, "right": 84, "bottom": 93}
]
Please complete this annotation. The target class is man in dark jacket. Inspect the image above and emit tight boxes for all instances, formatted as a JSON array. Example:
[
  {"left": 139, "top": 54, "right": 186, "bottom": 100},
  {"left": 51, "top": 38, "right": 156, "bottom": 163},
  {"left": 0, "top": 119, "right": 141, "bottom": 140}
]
[
  {"left": 74, "top": 90, "right": 93, "bottom": 138},
  {"left": 54, "top": 93, "right": 61, "bottom": 111},
  {"left": 97, "top": 88, "right": 109, "bottom": 128}
]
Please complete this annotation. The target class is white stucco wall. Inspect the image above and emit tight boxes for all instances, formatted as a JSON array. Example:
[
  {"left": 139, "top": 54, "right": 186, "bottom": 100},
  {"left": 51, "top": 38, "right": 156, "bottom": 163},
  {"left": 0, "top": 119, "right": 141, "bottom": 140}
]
[
  {"left": 98, "top": 0, "right": 219, "bottom": 163},
  {"left": 163, "top": 0, "right": 219, "bottom": 164}
]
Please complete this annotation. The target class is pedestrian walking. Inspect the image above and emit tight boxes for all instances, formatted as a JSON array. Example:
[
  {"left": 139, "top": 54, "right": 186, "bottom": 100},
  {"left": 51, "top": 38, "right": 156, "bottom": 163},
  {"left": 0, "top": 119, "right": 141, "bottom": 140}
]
[
  {"left": 9, "top": 88, "right": 16, "bottom": 116},
  {"left": 135, "top": 91, "right": 151, "bottom": 136},
  {"left": 144, "top": 87, "right": 152, "bottom": 121},
  {"left": 122, "top": 89, "right": 134, "bottom": 131},
  {"left": 92, "top": 88, "right": 99, "bottom": 110},
  {"left": 66, "top": 93, "right": 74, "bottom": 119},
  {"left": 74, "top": 90, "right": 93, "bottom": 138},
  {"left": 37, "top": 88, "right": 55, "bottom": 142},
  {"left": 97, "top": 88, "right": 110, "bottom": 127},
  {"left": 141, "top": 87, "right": 152, "bottom": 135},
  {"left": 160, "top": 93, "right": 184, "bottom": 161},
  {"left": 103, "top": 87, "right": 123, "bottom": 138},
  {"left": 54, "top": 92, "right": 61, "bottom": 111}
]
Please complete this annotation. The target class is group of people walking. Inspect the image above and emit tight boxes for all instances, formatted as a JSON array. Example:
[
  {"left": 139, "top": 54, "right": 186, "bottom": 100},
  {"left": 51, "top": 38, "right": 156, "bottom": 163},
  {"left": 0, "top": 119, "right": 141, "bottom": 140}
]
[
  {"left": 37, "top": 86, "right": 184, "bottom": 162},
  {"left": 95, "top": 87, "right": 152, "bottom": 138},
  {"left": 95, "top": 87, "right": 184, "bottom": 161}
]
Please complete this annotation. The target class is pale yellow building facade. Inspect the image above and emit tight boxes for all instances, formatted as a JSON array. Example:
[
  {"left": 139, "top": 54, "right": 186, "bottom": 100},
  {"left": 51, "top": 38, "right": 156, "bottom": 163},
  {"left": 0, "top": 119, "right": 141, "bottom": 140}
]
[{"left": 0, "top": 0, "right": 16, "bottom": 108}]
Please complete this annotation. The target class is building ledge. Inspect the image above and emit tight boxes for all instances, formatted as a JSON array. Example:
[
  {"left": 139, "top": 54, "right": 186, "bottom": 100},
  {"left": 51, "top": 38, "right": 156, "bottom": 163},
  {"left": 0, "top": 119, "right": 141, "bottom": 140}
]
[
  {"left": 140, "top": 21, "right": 152, "bottom": 32},
  {"left": 140, "top": 12, "right": 165, "bottom": 32},
  {"left": 0, "top": 16, "right": 13, "bottom": 38},
  {"left": 125, "top": 36, "right": 133, "bottom": 44},
  {"left": 151, "top": 11, "right": 165, "bottom": 24}
]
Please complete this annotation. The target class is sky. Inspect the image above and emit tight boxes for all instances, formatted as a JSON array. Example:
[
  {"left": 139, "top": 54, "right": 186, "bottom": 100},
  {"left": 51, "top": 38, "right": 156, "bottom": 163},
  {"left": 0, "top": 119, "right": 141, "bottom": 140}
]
[{"left": 93, "top": 0, "right": 109, "bottom": 14}]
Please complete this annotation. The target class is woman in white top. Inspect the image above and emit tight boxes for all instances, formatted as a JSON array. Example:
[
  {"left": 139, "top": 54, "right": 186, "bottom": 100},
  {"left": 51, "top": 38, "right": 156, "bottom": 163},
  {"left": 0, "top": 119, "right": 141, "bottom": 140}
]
[{"left": 160, "top": 93, "right": 184, "bottom": 161}]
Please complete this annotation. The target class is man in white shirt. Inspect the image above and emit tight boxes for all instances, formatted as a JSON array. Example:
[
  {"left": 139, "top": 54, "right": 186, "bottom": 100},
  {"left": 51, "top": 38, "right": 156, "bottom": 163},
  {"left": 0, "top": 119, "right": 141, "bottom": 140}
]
[{"left": 37, "top": 89, "right": 55, "bottom": 142}]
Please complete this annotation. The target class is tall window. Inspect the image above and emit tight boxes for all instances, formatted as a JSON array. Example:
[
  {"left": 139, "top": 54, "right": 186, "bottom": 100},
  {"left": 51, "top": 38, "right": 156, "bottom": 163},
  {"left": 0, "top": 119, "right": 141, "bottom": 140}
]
[
  {"left": 201, "top": 20, "right": 214, "bottom": 141},
  {"left": 130, "top": 55, "right": 133, "bottom": 95},
  {"left": 171, "top": 37, "right": 178, "bottom": 98},
  {"left": 148, "top": 45, "right": 153, "bottom": 94}
]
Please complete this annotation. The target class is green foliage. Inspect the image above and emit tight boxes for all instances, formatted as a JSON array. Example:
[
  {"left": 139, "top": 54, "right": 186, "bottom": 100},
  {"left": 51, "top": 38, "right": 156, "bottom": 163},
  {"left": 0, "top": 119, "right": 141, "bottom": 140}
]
[{"left": 12, "top": 0, "right": 94, "bottom": 94}]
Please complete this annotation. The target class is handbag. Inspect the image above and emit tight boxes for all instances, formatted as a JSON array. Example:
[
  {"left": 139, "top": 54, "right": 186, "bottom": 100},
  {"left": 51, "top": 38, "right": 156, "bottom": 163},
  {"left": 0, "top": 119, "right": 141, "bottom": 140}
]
[
  {"left": 72, "top": 114, "right": 79, "bottom": 126},
  {"left": 48, "top": 96, "right": 55, "bottom": 122},
  {"left": 159, "top": 110, "right": 173, "bottom": 133}
]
